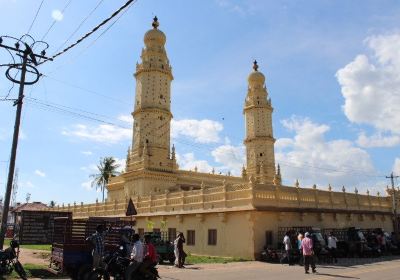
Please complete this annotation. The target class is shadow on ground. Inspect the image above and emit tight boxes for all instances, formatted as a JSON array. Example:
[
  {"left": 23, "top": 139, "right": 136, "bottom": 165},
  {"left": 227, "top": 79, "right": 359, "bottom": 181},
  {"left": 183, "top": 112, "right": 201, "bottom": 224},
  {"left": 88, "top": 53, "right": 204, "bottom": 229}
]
[{"left": 315, "top": 272, "right": 360, "bottom": 279}]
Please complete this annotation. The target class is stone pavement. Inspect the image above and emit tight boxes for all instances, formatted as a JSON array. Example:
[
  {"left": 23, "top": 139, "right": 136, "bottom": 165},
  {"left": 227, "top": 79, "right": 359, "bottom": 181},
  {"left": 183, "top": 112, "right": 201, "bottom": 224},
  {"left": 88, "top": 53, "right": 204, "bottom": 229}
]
[{"left": 158, "top": 257, "right": 400, "bottom": 280}]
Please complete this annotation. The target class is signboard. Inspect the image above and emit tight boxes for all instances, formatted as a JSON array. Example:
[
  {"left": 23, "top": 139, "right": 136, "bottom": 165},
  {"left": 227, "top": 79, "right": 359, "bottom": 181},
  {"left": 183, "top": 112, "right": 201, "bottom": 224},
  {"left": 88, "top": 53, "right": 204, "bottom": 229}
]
[
  {"left": 126, "top": 198, "right": 137, "bottom": 216},
  {"left": 19, "top": 210, "right": 72, "bottom": 245}
]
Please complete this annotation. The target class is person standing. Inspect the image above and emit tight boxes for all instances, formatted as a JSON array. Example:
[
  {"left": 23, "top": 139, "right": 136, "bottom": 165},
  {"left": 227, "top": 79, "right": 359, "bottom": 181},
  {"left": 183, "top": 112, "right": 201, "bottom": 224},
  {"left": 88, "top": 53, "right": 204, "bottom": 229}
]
[
  {"left": 86, "top": 224, "right": 110, "bottom": 269},
  {"left": 297, "top": 232, "right": 304, "bottom": 264},
  {"left": 174, "top": 232, "right": 186, "bottom": 268},
  {"left": 282, "top": 231, "right": 292, "bottom": 265},
  {"left": 131, "top": 233, "right": 144, "bottom": 263},
  {"left": 144, "top": 235, "right": 157, "bottom": 265},
  {"left": 327, "top": 232, "right": 338, "bottom": 263},
  {"left": 301, "top": 232, "right": 316, "bottom": 274},
  {"left": 141, "top": 235, "right": 158, "bottom": 278}
]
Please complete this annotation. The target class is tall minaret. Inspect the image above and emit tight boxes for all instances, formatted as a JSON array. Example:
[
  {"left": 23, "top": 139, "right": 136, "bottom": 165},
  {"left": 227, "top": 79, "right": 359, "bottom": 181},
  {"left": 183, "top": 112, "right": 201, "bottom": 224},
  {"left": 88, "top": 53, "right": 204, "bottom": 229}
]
[
  {"left": 128, "top": 17, "right": 176, "bottom": 172},
  {"left": 243, "top": 61, "right": 277, "bottom": 183}
]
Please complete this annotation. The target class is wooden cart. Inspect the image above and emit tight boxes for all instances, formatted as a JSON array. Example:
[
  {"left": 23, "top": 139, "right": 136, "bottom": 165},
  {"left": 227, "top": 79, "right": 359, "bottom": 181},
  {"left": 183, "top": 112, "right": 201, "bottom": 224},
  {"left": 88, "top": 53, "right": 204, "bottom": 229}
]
[{"left": 49, "top": 216, "right": 135, "bottom": 279}]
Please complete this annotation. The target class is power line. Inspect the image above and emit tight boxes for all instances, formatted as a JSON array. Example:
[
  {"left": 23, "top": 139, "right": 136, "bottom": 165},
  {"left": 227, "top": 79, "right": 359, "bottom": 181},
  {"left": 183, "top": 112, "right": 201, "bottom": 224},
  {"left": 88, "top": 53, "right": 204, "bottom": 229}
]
[
  {"left": 45, "top": 0, "right": 136, "bottom": 63},
  {"left": 27, "top": 0, "right": 45, "bottom": 34},
  {"left": 41, "top": 0, "right": 73, "bottom": 41},
  {"left": 25, "top": 97, "right": 129, "bottom": 129},
  {"left": 53, "top": 0, "right": 105, "bottom": 54},
  {"left": 42, "top": 74, "right": 126, "bottom": 104}
]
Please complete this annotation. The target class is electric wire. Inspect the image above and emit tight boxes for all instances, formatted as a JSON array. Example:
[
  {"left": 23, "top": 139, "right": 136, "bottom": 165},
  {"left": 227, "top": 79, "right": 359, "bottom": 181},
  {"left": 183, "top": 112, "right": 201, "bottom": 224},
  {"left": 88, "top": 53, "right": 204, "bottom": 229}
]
[
  {"left": 27, "top": 0, "right": 45, "bottom": 34},
  {"left": 41, "top": 0, "right": 73, "bottom": 41},
  {"left": 53, "top": 0, "right": 105, "bottom": 54},
  {"left": 42, "top": 74, "right": 126, "bottom": 104},
  {"left": 23, "top": 95, "right": 389, "bottom": 180},
  {"left": 45, "top": 0, "right": 136, "bottom": 63},
  {"left": 25, "top": 97, "right": 129, "bottom": 129}
]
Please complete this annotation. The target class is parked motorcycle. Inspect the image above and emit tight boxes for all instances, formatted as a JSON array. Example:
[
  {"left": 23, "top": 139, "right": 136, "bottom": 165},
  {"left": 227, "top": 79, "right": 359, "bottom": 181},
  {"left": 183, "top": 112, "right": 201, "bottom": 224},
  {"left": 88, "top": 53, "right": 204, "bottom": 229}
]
[
  {"left": 0, "top": 239, "right": 27, "bottom": 279},
  {"left": 124, "top": 261, "right": 159, "bottom": 280},
  {"left": 88, "top": 245, "right": 130, "bottom": 280}
]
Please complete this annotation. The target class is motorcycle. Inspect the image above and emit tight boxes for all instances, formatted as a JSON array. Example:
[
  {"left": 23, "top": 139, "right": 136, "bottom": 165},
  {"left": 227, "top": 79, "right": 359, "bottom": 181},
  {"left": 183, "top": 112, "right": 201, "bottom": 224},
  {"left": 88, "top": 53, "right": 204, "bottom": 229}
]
[
  {"left": 124, "top": 260, "right": 159, "bottom": 280},
  {"left": 0, "top": 239, "right": 27, "bottom": 279},
  {"left": 88, "top": 245, "right": 159, "bottom": 280},
  {"left": 88, "top": 245, "right": 131, "bottom": 280}
]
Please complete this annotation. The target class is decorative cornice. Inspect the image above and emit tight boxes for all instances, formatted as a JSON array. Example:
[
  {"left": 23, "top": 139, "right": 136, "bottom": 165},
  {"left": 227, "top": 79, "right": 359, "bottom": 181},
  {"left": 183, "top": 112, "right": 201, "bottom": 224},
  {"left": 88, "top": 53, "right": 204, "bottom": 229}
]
[
  {"left": 132, "top": 108, "right": 173, "bottom": 118},
  {"left": 243, "top": 104, "right": 273, "bottom": 112},
  {"left": 244, "top": 136, "right": 276, "bottom": 144},
  {"left": 134, "top": 67, "right": 174, "bottom": 80}
]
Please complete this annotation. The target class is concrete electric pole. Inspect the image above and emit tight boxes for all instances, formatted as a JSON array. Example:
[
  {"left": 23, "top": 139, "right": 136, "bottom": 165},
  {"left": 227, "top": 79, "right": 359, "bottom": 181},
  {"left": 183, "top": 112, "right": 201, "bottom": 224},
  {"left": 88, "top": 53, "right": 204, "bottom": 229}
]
[{"left": 0, "top": 37, "right": 51, "bottom": 249}]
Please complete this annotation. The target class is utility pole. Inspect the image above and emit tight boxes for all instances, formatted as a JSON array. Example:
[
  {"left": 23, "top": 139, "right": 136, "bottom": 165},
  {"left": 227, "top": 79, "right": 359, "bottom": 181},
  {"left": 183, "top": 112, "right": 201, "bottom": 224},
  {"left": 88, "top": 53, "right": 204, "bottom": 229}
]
[
  {"left": 0, "top": 37, "right": 51, "bottom": 249},
  {"left": 387, "top": 172, "right": 400, "bottom": 239}
]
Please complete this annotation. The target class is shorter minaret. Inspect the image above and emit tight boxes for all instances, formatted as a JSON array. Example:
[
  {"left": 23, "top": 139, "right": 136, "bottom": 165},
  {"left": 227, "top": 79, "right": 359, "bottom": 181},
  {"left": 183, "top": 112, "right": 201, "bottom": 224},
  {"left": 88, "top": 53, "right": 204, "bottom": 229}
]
[
  {"left": 273, "top": 164, "right": 282, "bottom": 185},
  {"left": 243, "top": 61, "right": 276, "bottom": 183}
]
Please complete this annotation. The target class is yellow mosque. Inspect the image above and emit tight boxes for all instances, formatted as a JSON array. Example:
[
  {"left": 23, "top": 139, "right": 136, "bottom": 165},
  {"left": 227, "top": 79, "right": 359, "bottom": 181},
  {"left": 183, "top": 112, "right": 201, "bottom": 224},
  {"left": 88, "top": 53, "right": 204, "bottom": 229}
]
[{"left": 57, "top": 18, "right": 397, "bottom": 259}]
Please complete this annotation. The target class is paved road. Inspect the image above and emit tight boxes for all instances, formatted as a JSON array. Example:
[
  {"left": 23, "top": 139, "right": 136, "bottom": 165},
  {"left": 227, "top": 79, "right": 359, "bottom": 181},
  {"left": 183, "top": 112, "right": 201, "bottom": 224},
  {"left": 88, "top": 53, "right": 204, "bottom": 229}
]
[{"left": 158, "top": 257, "right": 400, "bottom": 280}]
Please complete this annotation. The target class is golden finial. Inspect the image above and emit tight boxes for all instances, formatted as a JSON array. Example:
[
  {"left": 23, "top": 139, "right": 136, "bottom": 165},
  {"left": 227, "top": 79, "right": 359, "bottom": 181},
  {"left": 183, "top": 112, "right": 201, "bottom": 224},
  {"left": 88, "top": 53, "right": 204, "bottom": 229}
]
[
  {"left": 152, "top": 16, "right": 159, "bottom": 29},
  {"left": 253, "top": 60, "right": 258, "bottom": 71}
]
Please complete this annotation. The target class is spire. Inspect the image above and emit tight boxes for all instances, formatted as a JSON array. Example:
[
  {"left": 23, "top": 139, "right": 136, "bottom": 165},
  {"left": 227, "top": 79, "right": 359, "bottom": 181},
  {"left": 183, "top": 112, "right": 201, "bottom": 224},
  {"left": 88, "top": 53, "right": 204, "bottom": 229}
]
[
  {"left": 253, "top": 60, "right": 258, "bottom": 71},
  {"left": 241, "top": 165, "right": 247, "bottom": 179},
  {"left": 152, "top": 16, "right": 159, "bottom": 29},
  {"left": 126, "top": 146, "right": 131, "bottom": 171},
  {"left": 171, "top": 144, "right": 175, "bottom": 160},
  {"left": 143, "top": 141, "right": 149, "bottom": 157},
  {"left": 273, "top": 164, "right": 282, "bottom": 186}
]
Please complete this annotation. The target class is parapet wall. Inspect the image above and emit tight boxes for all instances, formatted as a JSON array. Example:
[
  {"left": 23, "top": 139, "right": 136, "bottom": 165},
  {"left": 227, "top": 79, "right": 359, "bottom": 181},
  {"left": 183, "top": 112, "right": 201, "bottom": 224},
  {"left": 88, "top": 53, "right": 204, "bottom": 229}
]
[{"left": 53, "top": 182, "right": 395, "bottom": 219}]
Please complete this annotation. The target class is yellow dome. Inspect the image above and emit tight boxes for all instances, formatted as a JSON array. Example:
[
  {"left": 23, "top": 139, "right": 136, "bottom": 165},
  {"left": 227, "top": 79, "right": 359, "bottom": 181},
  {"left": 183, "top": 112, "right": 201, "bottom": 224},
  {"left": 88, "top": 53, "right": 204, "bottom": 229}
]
[
  {"left": 248, "top": 60, "right": 265, "bottom": 85},
  {"left": 144, "top": 16, "right": 166, "bottom": 47}
]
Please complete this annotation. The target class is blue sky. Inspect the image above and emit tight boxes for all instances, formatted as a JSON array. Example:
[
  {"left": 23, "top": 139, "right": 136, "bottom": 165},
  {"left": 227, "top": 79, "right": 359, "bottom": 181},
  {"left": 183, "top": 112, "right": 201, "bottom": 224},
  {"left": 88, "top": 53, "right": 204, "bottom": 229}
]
[{"left": 0, "top": 0, "right": 399, "bottom": 205}]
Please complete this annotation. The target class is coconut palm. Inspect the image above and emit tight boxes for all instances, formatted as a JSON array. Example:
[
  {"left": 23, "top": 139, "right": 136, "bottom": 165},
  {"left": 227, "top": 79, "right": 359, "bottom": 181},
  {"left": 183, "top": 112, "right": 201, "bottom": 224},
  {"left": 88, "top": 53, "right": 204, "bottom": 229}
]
[{"left": 91, "top": 157, "right": 120, "bottom": 202}]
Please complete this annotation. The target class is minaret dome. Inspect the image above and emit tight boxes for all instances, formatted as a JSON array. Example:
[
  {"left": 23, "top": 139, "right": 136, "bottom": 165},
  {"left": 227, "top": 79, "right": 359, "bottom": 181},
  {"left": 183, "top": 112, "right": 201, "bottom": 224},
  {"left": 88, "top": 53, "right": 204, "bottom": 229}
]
[
  {"left": 144, "top": 16, "right": 166, "bottom": 47},
  {"left": 248, "top": 60, "right": 265, "bottom": 86}
]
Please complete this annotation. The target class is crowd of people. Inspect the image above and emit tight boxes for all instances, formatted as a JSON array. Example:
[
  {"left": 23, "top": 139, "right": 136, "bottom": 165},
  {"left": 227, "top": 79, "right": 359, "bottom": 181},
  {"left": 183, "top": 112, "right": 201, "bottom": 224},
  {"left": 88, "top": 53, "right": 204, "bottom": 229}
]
[
  {"left": 282, "top": 231, "right": 318, "bottom": 274},
  {"left": 281, "top": 228, "right": 399, "bottom": 273},
  {"left": 86, "top": 225, "right": 188, "bottom": 271}
]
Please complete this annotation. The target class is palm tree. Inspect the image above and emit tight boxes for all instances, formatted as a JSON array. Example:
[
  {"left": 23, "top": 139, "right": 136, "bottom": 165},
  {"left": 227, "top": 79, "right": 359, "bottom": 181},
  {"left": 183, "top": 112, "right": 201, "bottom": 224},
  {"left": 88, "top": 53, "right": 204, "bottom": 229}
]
[{"left": 91, "top": 157, "right": 120, "bottom": 202}]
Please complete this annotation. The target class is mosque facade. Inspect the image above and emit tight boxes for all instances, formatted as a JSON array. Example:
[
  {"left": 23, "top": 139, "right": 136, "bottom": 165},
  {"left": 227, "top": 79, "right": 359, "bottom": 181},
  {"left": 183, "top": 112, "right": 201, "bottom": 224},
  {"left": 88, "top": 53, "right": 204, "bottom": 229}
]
[{"left": 57, "top": 18, "right": 397, "bottom": 259}]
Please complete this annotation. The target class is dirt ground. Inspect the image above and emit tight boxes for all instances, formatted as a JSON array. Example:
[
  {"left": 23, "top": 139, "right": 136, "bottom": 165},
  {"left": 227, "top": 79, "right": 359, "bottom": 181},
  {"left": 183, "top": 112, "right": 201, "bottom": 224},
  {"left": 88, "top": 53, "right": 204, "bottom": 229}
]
[{"left": 18, "top": 248, "right": 51, "bottom": 266}]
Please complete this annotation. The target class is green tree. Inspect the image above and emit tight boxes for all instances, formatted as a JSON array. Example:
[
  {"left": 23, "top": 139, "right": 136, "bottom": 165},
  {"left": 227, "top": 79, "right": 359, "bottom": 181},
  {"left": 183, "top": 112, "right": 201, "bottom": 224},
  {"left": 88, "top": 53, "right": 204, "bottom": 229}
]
[
  {"left": 91, "top": 157, "right": 120, "bottom": 202},
  {"left": 49, "top": 200, "right": 56, "bottom": 208}
]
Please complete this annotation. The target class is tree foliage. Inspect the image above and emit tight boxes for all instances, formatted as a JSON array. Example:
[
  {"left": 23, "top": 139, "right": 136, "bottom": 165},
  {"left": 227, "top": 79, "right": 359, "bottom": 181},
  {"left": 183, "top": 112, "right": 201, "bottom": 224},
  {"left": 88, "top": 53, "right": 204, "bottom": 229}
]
[{"left": 91, "top": 157, "right": 120, "bottom": 202}]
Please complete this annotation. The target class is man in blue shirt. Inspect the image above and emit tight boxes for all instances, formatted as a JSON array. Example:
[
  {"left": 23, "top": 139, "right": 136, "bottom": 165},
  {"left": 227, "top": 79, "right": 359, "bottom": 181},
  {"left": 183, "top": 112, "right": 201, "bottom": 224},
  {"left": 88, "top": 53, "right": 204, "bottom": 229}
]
[{"left": 87, "top": 224, "right": 110, "bottom": 268}]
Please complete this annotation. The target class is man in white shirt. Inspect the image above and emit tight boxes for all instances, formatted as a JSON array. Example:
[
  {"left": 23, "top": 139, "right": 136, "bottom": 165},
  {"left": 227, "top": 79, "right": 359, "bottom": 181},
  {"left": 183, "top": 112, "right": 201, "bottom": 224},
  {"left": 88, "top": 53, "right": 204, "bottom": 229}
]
[
  {"left": 327, "top": 232, "right": 338, "bottom": 263},
  {"left": 281, "top": 231, "right": 293, "bottom": 265},
  {"left": 131, "top": 233, "right": 144, "bottom": 263}
]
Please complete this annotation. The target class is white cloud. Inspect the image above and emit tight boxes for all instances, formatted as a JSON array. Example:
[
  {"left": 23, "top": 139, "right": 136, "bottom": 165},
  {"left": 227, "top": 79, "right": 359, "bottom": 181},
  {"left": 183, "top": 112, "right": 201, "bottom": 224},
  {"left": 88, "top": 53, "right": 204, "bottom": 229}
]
[
  {"left": 20, "top": 181, "right": 35, "bottom": 188},
  {"left": 80, "top": 164, "right": 98, "bottom": 173},
  {"left": 51, "top": 9, "right": 64, "bottom": 21},
  {"left": 336, "top": 33, "right": 400, "bottom": 145},
  {"left": 171, "top": 119, "right": 223, "bottom": 143},
  {"left": 114, "top": 157, "right": 126, "bottom": 173},
  {"left": 176, "top": 153, "right": 213, "bottom": 173},
  {"left": 211, "top": 144, "right": 245, "bottom": 175},
  {"left": 275, "top": 117, "right": 376, "bottom": 190},
  {"left": 34, "top": 170, "right": 46, "bottom": 177},
  {"left": 118, "top": 114, "right": 133, "bottom": 124},
  {"left": 62, "top": 124, "right": 131, "bottom": 144},
  {"left": 357, "top": 132, "right": 400, "bottom": 148},
  {"left": 81, "top": 180, "right": 92, "bottom": 191},
  {"left": 393, "top": 158, "right": 400, "bottom": 175},
  {"left": 81, "top": 151, "right": 93, "bottom": 156},
  {"left": 215, "top": 0, "right": 255, "bottom": 16}
]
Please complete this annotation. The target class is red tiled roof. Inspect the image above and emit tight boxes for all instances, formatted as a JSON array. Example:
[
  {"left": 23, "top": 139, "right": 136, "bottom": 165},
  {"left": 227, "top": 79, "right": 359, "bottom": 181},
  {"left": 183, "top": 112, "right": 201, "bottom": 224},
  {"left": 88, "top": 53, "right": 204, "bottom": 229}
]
[{"left": 11, "top": 202, "right": 49, "bottom": 213}]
